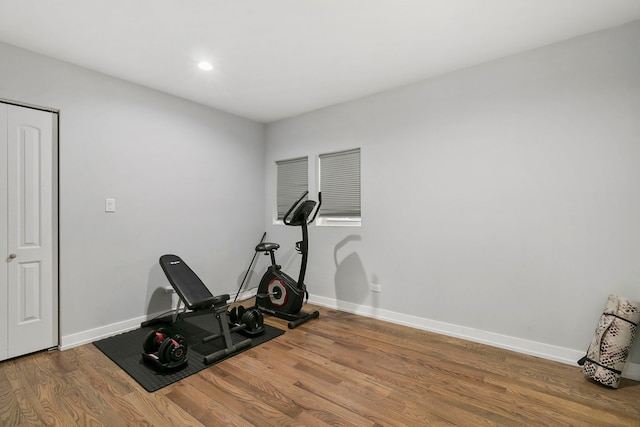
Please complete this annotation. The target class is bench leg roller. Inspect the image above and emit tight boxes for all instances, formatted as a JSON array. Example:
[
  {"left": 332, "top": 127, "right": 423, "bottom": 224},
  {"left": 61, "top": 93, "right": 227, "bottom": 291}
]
[{"left": 204, "top": 338, "right": 252, "bottom": 364}]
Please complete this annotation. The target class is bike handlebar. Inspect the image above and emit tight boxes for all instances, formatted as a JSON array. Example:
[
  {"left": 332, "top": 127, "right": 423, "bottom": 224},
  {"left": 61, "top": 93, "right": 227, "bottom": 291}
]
[{"left": 283, "top": 191, "right": 322, "bottom": 226}]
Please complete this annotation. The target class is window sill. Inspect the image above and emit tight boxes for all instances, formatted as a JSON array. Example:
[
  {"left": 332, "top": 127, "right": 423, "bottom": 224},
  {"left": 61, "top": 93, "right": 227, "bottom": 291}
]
[{"left": 316, "top": 217, "right": 361, "bottom": 227}]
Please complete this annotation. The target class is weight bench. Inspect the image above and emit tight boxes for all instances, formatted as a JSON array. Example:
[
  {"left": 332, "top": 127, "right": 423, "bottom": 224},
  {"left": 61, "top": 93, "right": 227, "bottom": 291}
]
[{"left": 142, "top": 254, "right": 252, "bottom": 364}]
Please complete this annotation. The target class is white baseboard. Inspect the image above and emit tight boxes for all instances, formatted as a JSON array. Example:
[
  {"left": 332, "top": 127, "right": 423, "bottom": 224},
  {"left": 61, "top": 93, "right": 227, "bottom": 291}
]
[
  {"left": 59, "top": 289, "right": 259, "bottom": 351},
  {"left": 309, "top": 295, "right": 640, "bottom": 381},
  {"left": 60, "top": 294, "right": 640, "bottom": 381},
  {"left": 59, "top": 310, "right": 167, "bottom": 350},
  {"left": 622, "top": 362, "right": 640, "bottom": 381},
  {"left": 231, "top": 288, "right": 257, "bottom": 304}
]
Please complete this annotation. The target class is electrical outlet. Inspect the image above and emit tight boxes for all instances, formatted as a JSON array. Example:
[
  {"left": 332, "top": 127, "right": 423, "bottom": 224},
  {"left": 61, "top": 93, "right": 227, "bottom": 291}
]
[{"left": 370, "top": 283, "right": 382, "bottom": 293}]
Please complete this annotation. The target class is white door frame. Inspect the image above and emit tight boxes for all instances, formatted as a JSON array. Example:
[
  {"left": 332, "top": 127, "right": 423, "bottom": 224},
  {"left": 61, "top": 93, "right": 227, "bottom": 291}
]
[{"left": 0, "top": 104, "right": 8, "bottom": 360}]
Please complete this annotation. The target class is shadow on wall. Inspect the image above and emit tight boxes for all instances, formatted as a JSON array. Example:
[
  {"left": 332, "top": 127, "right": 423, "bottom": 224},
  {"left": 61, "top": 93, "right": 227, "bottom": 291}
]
[
  {"left": 334, "top": 235, "right": 369, "bottom": 304},
  {"left": 146, "top": 262, "right": 173, "bottom": 317}
]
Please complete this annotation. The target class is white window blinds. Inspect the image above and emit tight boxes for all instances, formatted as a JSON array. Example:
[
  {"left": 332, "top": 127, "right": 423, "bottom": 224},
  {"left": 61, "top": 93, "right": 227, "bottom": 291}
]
[
  {"left": 276, "top": 157, "right": 308, "bottom": 221},
  {"left": 319, "top": 148, "right": 361, "bottom": 219}
]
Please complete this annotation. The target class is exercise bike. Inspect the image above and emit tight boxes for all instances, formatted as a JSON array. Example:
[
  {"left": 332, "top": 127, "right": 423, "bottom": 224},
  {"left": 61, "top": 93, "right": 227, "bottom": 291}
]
[{"left": 254, "top": 191, "right": 321, "bottom": 329}]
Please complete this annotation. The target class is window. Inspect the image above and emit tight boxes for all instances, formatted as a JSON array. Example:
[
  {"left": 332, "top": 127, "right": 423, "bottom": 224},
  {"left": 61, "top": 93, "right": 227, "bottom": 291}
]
[
  {"left": 318, "top": 148, "right": 361, "bottom": 225},
  {"left": 275, "top": 157, "right": 308, "bottom": 221}
]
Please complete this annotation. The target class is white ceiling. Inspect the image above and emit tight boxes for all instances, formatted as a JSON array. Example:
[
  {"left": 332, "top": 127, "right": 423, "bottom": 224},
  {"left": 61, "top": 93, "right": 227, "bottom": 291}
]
[{"left": 1, "top": 1, "right": 639, "bottom": 123}]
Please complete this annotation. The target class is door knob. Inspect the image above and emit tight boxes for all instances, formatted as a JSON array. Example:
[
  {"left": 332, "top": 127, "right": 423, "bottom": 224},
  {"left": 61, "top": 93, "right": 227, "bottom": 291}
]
[{"left": 8, "top": 253, "right": 17, "bottom": 259}]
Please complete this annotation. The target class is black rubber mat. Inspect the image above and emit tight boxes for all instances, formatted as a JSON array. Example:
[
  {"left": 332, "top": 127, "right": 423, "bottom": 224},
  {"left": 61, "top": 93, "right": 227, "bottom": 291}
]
[{"left": 94, "top": 315, "right": 284, "bottom": 392}]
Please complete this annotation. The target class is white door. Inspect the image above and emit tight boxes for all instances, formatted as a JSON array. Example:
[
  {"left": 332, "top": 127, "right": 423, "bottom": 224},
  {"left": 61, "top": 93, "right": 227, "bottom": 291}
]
[{"left": 1, "top": 102, "right": 57, "bottom": 360}]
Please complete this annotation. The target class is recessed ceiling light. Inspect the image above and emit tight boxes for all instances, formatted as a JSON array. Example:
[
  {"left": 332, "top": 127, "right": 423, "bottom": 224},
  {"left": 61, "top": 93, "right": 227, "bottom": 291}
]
[{"left": 198, "top": 61, "right": 213, "bottom": 71}]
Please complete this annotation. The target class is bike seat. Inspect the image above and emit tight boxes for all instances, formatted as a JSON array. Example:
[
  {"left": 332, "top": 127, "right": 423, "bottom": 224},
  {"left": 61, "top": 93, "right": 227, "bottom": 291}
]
[{"left": 256, "top": 242, "right": 280, "bottom": 252}]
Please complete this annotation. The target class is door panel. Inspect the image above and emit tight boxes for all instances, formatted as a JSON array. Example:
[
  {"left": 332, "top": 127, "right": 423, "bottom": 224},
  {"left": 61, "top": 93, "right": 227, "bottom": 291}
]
[
  {"left": 19, "top": 261, "right": 42, "bottom": 321},
  {"left": 19, "top": 126, "right": 42, "bottom": 246},
  {"left": 5, "top": 104, "right": 56, "bottom": 359}
]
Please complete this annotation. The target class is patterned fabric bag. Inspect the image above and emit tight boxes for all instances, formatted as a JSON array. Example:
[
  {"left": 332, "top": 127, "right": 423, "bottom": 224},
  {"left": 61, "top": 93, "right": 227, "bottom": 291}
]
[{"left": 578, "top": 294, "right": 640, "bottom": 388}]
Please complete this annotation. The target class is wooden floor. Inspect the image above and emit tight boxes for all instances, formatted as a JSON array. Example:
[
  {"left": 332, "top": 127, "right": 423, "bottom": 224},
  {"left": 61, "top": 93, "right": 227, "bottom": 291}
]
[{"left": 1, "top": 305, "right": 639, "bottom": 426}]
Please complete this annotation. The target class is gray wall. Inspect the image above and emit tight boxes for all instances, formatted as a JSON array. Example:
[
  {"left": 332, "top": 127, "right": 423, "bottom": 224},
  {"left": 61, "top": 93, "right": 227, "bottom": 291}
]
[
  {"left": 0, "top": 42, "right": 265, "bottom": 345},
  {"left": 264, "top": 21, "right": 640, "bottom": 364}
]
